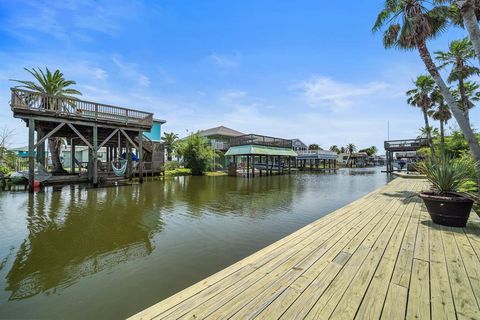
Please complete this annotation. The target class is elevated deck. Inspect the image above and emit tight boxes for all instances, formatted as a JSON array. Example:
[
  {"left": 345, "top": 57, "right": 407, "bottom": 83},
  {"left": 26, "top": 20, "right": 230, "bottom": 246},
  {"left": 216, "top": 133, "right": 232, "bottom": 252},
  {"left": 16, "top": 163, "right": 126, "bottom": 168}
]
[
  {"left": 297, "top": 149, "right": 338, "bottom": 160},
  {"left": 130, "top": 178, "right": 480, "bottom": 319},
  {"left": 11, "top": 88, "right": 153, "bottom": 130}
]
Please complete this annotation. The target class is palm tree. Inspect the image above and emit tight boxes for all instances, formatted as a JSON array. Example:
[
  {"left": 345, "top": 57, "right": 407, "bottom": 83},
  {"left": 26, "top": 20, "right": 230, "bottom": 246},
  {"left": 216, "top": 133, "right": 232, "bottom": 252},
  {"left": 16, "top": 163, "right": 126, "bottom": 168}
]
[
  {"left": 406, "top": 75, "right": 436, "bottom": 154},
  {"left": 370, "top": 146, "right": 378, "bottom": 155},
  {"left": 161, "top": 132, "right": 179, "bottom": 161},
  {"left": 10, "top": 68, "right": 81, "bottom": 173},
  {"left": 432, "top": 90, "right": 452, "bottom": 146},
  {"left": 374, "top": 0, "right": 480, "bottom": 184},
  {"left": 452, "top": 80, "right": 480, "bottom": 123},
  {"left": 435, "top": 37, "right": 479, "bottom": 122},
  {"left": 345, "top": 143, "right": 357, "bottom": 167},
  {"left": 329, "top": 145, "right": 340, "bottom": 153},
  {"left": 435, "top": 0, "right": 480, "bottom": 65},
  {"left": 308, "top": 144, "right": 320, "bottom": 150}
]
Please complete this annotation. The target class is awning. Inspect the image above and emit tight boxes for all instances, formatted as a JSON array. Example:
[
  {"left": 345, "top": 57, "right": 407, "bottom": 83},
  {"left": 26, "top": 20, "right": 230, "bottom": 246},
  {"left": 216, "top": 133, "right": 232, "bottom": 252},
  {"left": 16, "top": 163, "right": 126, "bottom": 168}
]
[{"left": 225, "top": 145, "right": 298, "bottom": 157}]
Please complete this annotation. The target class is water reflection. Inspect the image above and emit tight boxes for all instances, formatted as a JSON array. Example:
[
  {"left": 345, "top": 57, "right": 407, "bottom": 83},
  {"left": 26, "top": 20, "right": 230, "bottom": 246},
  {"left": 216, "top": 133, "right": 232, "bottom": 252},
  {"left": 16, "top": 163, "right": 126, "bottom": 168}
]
[{"left": 5, "top": 185, "right": 165, "bottom": 301}]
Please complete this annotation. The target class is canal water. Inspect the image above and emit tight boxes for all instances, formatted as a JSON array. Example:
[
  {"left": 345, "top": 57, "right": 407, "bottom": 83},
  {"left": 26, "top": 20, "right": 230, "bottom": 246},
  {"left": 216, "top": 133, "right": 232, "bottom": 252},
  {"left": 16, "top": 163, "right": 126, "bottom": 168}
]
[{"left": 0, "top": 168, "right": 391, "bottom": 319}]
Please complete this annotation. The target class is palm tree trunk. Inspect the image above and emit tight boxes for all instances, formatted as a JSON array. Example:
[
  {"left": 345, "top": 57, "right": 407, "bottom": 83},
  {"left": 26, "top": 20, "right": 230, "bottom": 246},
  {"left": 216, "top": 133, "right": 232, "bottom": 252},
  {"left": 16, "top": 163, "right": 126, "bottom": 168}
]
[
  {"left": 458, "top": 77, "right": 470, "bottom": 123},
  {"left": 422, "top": 109, "right": 435, "bottom": 156},
  {"left": 48, "top": 138, "right": 66, "bottom": 173},
  {"left": 458, "top": 0, "right": 480, "bottom": 65},
  {"left": 417, "top": 39, "right": 480, "bottom": 190}
]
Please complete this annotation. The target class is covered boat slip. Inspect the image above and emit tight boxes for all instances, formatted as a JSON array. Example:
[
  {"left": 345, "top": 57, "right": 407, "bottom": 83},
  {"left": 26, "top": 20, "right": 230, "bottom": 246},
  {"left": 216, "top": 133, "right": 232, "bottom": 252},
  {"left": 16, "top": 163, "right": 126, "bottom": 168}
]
[
  {"left": 296, "top": 149, "right": 338, "bottom": 171},
  {"left": 10, "top": 88, "right": 165, "bottom": 192},
  {"left": 130, "top": 178, "right": 480, "bottom": 320},
  {"left": 225, "top": 134, "right": 297, "bottom": 178}
]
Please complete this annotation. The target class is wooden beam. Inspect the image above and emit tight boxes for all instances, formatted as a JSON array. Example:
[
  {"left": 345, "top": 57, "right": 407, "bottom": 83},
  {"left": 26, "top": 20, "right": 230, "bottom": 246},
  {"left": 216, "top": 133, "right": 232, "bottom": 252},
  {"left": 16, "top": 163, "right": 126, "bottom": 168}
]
[
  {"left": 138, "top": 132, "right": 144, "bottom": 183},
  {"left": 34, "top": 122, "right": 65, "bottom": 149},
  {"left": 67, "top": 123, "right": 93, "bottom": 149},
  {"left": 28, "top": 118, "right": 35, "bottom": 193},
  {"left": 120, "top": 129, "right": 138, "bottom": 150},
  {"left": 93, "top": 125, "right": 98, "bottom": 186},
  {"left": 99, "top": 128, "right": 119, "bottom": 149}
]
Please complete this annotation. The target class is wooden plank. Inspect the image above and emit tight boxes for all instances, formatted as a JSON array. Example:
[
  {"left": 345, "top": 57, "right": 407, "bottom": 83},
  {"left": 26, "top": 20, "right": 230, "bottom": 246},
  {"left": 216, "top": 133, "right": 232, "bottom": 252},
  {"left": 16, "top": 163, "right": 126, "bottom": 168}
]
[
  {"left": 304, "top": 185, "right": 419, "bottom": 319},
  {"left": 380, "top": 283, "right": 408, "bottom": 320},
  {"left": 67, "top": 123, "right": 93, "bottom": 149},
  {"left": 454, "top": 227, "right": 480, "bottom": 307},
  {"left": 429, "top": 221, "right": 456, "bottom": 320},
  {"left": 405, "top": 258, "right": 430, "bottom": 320},
  {"left": 442, "top": 226, "right": 480, "bottom": 319},
  {"left": 350, "top": 200, "right": 419, "bottom": 319}
]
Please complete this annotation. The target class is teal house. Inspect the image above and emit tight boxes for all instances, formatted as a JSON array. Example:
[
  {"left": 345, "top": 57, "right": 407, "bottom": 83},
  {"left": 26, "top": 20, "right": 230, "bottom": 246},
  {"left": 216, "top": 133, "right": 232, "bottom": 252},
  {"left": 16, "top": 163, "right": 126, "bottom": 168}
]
[{"left": 144, "top": 119, "right": 166, "bottom": 142}]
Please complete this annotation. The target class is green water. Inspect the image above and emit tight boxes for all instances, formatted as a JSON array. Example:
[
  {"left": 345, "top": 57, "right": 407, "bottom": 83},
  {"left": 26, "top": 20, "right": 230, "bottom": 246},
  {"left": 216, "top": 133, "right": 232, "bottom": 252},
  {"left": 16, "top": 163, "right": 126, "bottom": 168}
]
[{"left": 0, "top": 168, "right": 391, "bottom": 319}]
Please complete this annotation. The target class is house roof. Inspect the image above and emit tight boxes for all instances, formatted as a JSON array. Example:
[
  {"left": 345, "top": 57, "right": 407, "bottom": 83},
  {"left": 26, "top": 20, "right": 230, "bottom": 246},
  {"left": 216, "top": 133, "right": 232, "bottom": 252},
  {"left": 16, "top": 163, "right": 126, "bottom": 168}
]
[
  {"left": 225, "top": 145, "right": 298, "bottom": 157},
  {"left": 197, "top": 126, "right": 245, "bottom": 138}
]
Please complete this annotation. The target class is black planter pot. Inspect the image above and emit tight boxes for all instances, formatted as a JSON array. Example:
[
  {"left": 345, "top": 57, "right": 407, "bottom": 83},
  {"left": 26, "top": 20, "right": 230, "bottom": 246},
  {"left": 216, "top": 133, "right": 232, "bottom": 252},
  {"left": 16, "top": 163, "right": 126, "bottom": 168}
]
[{"left": 419, "top": 191, "right": 473, "bottom": 227}]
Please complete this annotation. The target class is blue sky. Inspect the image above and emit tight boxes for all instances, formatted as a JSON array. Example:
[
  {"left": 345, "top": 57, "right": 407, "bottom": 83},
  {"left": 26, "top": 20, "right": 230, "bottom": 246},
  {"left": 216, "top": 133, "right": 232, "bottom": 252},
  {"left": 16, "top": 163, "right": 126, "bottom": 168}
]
[{"left": 0, "top": 0, "right": 474, "bottom": 151}]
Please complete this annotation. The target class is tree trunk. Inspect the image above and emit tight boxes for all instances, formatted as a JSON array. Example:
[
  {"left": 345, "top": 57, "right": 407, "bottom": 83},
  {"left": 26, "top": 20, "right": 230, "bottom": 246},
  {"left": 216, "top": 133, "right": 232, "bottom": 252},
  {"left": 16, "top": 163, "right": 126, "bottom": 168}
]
[
  {"left": 422, "top": 109, "right": 435, "bottom": 157},
  {"left": 458, "top": 0, "right": 480, "bottom": 66},
  {"left": 48, "top": 138, "right": 66, "bottom": 173},
  {"left": 417, "top": 40, "right": 480, "bottom": 191},
  {"left": 458, "top": 77, "right": 470, "bottom": 124}
]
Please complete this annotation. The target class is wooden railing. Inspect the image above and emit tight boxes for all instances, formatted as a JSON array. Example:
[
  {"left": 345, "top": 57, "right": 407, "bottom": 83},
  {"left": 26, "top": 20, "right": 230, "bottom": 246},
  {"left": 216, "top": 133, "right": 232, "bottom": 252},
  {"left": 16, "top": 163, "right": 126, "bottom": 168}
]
[
  {"left": 11, "top": 88, "right": 153, "bottom": 127},
  {"left": 230, "top": 134, "right": 293, "bottom": 148},
  {"left": 384, "top": 138, "right": 429, "bottom": 150}
]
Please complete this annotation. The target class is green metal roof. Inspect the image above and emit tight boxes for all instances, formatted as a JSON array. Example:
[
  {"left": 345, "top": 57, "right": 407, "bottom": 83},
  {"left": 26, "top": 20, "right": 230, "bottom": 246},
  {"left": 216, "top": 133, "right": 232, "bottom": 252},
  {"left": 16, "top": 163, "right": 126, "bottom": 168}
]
[{"left": 225, "top": 145, "right": 297, "bottom": 157}]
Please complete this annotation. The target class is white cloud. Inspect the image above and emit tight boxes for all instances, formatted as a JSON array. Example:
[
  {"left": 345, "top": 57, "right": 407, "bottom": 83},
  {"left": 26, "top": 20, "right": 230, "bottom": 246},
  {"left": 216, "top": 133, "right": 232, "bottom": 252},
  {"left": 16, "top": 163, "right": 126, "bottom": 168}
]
[
  {"left": 112, "top": 55, "right": 151, "bottom": 87},
  {"left": 296, "top": 76, "right": 389, "bottom": 110},
  {"left": 208, "top": 52, "right": 240, "bottom": 68}
]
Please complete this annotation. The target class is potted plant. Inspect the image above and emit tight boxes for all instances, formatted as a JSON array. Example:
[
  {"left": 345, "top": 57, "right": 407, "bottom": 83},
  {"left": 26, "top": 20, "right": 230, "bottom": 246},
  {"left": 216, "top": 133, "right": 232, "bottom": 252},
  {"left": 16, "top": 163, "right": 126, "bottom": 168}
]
[{"left": 418, "top": 153, "right": 476, "bottom": 227}]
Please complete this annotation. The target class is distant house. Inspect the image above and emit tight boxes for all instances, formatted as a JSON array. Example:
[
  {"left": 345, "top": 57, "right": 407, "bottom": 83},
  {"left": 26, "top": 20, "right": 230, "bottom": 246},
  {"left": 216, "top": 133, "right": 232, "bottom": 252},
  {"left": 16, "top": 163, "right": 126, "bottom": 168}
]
[
  {"left": 9, "top": 146, "right": 30, "bottom": 158},
  {"left": 292, "top": 139, "right": 308, "bottom": 152},
  {"left": 196, "top": 126, "right": 245, "bottom": 169},
  {"left": 337, "top": 152, "right": 369, "bottom": 167}
]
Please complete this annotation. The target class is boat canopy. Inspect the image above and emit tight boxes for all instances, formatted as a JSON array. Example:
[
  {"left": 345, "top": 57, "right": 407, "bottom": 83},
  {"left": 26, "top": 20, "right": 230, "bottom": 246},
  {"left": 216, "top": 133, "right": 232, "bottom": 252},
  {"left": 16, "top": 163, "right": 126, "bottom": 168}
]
[{"left": 225, "top": 145, "right": 297, "bottom": 157}]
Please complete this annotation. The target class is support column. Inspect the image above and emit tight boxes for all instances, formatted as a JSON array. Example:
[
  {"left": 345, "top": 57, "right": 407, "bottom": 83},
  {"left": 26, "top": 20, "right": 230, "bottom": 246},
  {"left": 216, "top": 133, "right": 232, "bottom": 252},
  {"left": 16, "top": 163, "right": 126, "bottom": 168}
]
[
  {"left": 251, "top": 155, "right": 255, "bottom": 178},
  {"left": 288, "top": 157, "right": 291, "bottom": 174},
  {"left": 71, "top": 138, "right": 76, "bottom": 174},
  {"left": 93, "top": 125, "right": 98, "bottom": 186},
  {"left": 28, "top": 118, "right": 35, "bottom": 193},
  {"left": 138, "top": 132, "right": 144, "bottom": 183},
  {"left": 266, "top": 155, "right": 269, "bottom": 176},
  {"left": 246, "top": 155, "right": 250, "bottom": 178},
  {"left": 127, "top": 141, "right": 132, "bottom": 181},
  {"left": 36, "top": 127, "right": 45, "bottom": 167}
]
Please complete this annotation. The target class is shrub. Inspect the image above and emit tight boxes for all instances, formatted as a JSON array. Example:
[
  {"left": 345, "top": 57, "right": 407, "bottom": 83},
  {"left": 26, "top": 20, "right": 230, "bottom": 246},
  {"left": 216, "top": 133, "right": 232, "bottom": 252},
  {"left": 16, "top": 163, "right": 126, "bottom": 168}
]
[
  {"left": 176, "top": 133, "right": 217, "bottom": 176},
  {"left": 164, "top": 161, "right": 180, "bottom": 171},
  {"left": 418, "top": 152, "right": 477, "bottom": 194}
]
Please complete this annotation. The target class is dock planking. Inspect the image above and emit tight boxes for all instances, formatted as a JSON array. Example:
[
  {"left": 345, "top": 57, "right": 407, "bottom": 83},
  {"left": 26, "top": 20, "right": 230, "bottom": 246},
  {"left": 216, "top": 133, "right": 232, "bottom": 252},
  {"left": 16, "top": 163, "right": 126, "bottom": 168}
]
[{"left": 129, "top": 178, "right": 480, "bottom": 320}]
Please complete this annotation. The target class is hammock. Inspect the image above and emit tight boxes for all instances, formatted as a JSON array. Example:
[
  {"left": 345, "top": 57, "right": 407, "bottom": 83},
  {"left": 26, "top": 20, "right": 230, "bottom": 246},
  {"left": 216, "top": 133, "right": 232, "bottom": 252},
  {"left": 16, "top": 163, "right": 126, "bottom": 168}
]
[{"left": 111, "top": 160, "right": 127, "bottom": 177}]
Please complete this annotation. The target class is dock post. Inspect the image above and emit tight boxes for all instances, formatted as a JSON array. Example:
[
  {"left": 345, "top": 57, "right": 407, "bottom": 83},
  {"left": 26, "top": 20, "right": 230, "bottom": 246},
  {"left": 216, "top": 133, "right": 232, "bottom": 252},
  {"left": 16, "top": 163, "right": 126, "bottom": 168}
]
[
  {"left": 252, "top": 155, "right": 255, "bottom": 178},
  {"left": 246, "top": 155, "right": 250, "bottom": 178},
  {"left": 127, "top": 141, "right": 132, "bottom": 181},
  {"left": 138, "top": 132, "right": 144, "bottom": 183},
  {"left": 288, "top": 157, "right": 291, "bottom": 174},
  {"left": 71, "top": 138, "right": 75, "bottom": 174},
  {"left": 266, "top": 155, "right": 269, "bottom": 176},
  {"left": 36, "top": 127, "right": 45, "bottom": 167},
  {"left": 93, "top": 125, "right": 98, "bottom": 187},
  {"left": 28, "top": 118, "right": 35, "bottom": 193}
]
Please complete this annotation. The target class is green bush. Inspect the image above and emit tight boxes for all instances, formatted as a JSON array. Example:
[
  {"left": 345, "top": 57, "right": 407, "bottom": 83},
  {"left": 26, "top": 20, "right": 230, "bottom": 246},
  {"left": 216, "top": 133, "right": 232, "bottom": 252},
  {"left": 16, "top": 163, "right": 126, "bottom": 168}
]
[
  {"left": 176, "top": 133, "right": 217, "bottom": 176},
  {"left": 0, "top": 165, "right": 10, "bottom": 175},
  {"left": 164, "top": 161, "right": 180, "bottom": 171}
]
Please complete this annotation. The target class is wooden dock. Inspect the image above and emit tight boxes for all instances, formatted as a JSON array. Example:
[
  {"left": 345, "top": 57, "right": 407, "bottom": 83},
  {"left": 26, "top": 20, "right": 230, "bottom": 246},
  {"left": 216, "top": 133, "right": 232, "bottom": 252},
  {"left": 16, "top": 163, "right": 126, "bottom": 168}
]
[{"left": 130, "top": 178, "right": 480, "bottom": 319}]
